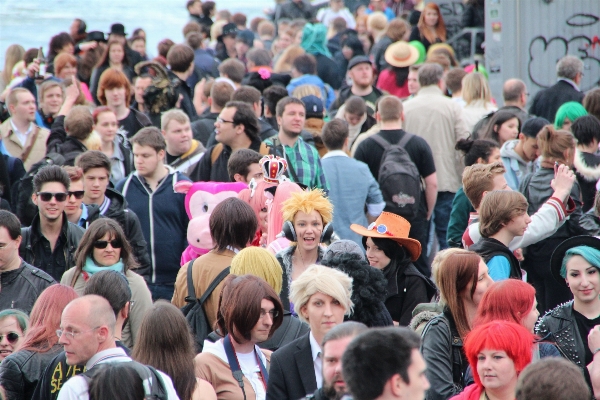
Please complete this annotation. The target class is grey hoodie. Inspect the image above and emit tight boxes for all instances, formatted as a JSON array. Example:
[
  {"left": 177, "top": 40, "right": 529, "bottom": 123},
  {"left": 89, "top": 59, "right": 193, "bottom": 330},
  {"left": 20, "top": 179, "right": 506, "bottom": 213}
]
[{"left": 500, "top": 139, "right": 535, "bottom": 190}]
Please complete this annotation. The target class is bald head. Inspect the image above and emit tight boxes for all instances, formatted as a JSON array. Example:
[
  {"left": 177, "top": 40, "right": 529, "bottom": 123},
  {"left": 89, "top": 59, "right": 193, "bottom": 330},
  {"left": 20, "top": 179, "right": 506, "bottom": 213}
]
[
  {"left": 503, "top": 79, "right": 527, "bottom": 108},
  {"left": 64, "top": 295, "right": 117, "bottom": 335}
]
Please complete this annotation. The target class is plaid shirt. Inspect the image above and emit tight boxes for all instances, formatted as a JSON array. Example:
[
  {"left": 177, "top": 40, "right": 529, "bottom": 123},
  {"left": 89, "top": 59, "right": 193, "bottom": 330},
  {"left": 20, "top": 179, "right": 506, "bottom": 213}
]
[{"left": 283, "top": 137, "right": 329, "bottom": 191}]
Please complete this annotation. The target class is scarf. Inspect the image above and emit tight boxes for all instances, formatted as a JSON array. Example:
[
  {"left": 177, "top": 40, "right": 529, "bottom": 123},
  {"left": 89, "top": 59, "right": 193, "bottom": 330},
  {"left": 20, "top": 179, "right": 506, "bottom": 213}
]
[{"left": 83, "top": 256, "right": 125, "bottom": 275}]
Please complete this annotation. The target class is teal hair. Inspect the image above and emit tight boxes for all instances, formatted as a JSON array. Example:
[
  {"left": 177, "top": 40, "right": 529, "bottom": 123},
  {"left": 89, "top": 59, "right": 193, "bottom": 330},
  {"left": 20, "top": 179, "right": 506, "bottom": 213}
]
[
  {"left": 560, "top": 245, "right": 600, "bottom": 278},
  {"left": 0, "top": 309, "right": 29, "bottom": 332},
  {"left": 554, "top": 101, "right": 588, "bottom": 129},
  {"left": 300, "top": 23, "right": 331, "bottom": 58}
]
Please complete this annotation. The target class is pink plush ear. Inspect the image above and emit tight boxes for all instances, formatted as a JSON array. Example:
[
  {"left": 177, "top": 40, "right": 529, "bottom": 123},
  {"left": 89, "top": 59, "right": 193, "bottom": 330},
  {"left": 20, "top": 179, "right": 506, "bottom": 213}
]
[{"left": 174, "top": 180, "right": 193, "bottom": 194}]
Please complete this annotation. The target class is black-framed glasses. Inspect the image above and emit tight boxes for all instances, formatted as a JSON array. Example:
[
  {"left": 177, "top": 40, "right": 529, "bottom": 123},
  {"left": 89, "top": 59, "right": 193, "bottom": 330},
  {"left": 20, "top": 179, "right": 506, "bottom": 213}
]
[
  {"left": 68, "top": 190, "right": 85, "bottom": 199},
  {"left": 93, "top": 239, "right": 123, "bottom": 249},
  {"left": 216, "top": 117, "right": 235, "bottom": 124},
  {"left": 260, "top": 309, "right": 280, "bottom": 319},
  {"left": 37, "top": 192, "right": 68, "bottom": 202},
  {"left": 0, "top": 332, "right": 21, "bottom": 344}
]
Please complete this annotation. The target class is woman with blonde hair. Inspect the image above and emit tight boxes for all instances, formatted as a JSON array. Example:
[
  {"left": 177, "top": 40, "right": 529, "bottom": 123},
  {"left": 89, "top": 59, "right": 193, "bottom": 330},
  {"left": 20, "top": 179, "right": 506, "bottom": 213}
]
[
  {"left": 366, "top": 12, "right": 388, "bottom": 43},
  {"left": 276, "top": 190, "right": 334, "bottom": 312},
  {"left": 273, "top": 45, "right": 306, "bottom": 74},
  {"left": 0, "top": 44, "right": 25, "bottom": 92},
  {"left": 462, "top": 72, "right": 498, "bottom": 132},
  {"left": 267, "top": 264, "right": 353, "bottom": 400},
  {"left": 421, "top": 249, "right": 493, "bottom": 400}
]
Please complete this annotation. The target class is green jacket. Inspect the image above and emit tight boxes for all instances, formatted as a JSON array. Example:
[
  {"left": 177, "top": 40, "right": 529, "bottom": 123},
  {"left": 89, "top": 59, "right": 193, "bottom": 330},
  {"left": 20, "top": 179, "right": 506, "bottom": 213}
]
[{"left": 446, "top": 187, "right": 475, "bottom": 248}]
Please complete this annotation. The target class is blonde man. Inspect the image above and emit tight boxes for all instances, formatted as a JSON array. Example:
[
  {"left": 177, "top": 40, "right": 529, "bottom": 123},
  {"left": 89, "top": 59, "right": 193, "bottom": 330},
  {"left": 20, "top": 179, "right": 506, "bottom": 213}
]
[
  {"left": 161, "top": 109, "right": 205, "bottom": 177},
  {"left": 267, "top": 264, "right": 353, "bottom": 400}
]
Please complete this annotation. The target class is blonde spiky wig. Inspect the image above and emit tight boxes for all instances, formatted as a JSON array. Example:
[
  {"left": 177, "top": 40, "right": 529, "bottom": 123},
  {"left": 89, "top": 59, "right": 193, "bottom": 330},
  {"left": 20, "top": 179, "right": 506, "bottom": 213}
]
[
  {"left": 281, "top": 189, "right": 333, "bottom": 225},
  {"left": 231, "top": 247, "right": 283, "bottom": 295},
  {"left": 290, "top": 264, "right": 353, "bottom": 324}
]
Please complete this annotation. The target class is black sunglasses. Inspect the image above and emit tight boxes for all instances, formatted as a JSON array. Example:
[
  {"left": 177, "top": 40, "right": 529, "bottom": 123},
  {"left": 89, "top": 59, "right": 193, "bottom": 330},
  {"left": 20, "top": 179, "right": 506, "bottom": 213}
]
[
  {"left": 37, "top": 192, "right": 68, "bottom": 202},
  {"left": 93, "top": 240, "right": 123, "bottom": 249},
  {"left": 68, "top": 190, "right": 85, "bottom": 199},
  {"left": 0, "top": 332, "right": 21, "bottom": 344}
]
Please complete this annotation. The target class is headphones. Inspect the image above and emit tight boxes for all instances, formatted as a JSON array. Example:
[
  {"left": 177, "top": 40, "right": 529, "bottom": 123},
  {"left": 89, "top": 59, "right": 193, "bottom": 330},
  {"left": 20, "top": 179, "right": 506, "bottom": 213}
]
[{"left": 282, "top": 220, "right": 334, "bottom": 243}]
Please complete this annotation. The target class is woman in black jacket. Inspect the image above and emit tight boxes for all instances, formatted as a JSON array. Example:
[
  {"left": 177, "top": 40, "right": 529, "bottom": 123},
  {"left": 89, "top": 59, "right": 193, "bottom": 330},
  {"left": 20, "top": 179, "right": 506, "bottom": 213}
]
[
  {"left": 350, "top": 212, "right": 436, "bottom": 326},
  {"left": 0, "top": 285, "right": 78, "bottom": 400},
  {"left": 520, "top": 125, "right": 593, "bottom": 312}
]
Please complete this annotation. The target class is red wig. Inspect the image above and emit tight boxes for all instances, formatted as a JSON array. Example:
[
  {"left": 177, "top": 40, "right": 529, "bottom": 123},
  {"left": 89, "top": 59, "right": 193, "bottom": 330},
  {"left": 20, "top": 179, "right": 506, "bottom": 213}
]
[
  {"left": 417, "top": 3, "right": 447, "bottom": 43},
  {"left": 266, "top": 180, "right": 303, "bottom": 245},
  {"left": 17, "top": 284, "right": 79, "bottom": 353},
  {"left": 92, "top": 105, "right": 116, "bottom": 124},
  {"left": 54, "top": 53, "right": 78, "bottom": 79},
  {"left": 464, "top": 321, "right": 534, "bottom": 387},
  {"left": 475, "top": 279, "right": 536, "bottom": 326},
  {"left": 97, "top": 68, "right": 131, "bottom": 107}
]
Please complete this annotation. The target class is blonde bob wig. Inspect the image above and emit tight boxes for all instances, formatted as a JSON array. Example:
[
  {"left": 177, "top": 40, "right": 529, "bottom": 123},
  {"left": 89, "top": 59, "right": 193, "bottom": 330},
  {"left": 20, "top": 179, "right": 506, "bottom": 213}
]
[{"left": 290, "top": 264, "right": 354, "bottom": 324}]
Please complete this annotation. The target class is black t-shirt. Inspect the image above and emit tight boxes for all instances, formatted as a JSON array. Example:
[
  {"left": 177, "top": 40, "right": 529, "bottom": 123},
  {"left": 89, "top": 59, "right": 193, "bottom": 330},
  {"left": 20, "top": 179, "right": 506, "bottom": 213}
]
[
  {"left": 576, "top": 152, "right": 600, "bottom": 212},
  {"left": 355, "top": 129, "right": 436, "bottom": 220},
  {"left": 165, "top": 152, "right": 179, "bottom": 165},
  {"left": 573, "top": 309, "right": 600, "bottom": 365},
  {"left": 118, "top": 108, "right": 152, "bottom": 141}
]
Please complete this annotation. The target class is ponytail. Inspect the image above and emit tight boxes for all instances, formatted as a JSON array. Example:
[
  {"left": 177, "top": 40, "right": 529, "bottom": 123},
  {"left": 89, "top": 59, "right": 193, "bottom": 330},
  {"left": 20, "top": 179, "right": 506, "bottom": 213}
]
[{"left": 538, "top": 125, "right": 575, "bottom": 162}]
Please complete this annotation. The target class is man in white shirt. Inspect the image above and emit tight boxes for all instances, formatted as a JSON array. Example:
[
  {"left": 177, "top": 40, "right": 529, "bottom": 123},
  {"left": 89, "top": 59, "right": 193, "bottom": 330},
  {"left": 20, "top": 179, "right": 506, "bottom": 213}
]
[
  {"left": 56, "top": 295, "right": 179, "bottom": 400},
  {"left": 0, "top": 88, "right": 50, "bottom": 170}
]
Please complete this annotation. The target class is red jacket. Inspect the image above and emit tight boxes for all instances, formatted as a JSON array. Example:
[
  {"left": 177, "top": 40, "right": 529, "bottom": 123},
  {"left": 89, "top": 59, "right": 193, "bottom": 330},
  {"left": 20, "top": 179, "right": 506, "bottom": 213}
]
[{"left": 376, "top": 69, "right": 410, "bottom": 99}]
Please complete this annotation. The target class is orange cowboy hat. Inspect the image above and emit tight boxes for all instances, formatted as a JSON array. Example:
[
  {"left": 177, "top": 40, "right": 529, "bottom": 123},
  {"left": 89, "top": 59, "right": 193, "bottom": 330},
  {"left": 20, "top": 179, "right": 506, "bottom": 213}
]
[{"left": 350, "top": 212, "right": 422, "bottom": 261}]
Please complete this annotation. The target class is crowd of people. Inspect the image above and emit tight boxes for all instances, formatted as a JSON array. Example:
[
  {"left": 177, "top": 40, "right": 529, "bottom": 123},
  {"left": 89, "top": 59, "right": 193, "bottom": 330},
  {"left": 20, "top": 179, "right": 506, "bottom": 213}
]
[{"left": 0, "top": 0, "right": 600, "bottom": 399}]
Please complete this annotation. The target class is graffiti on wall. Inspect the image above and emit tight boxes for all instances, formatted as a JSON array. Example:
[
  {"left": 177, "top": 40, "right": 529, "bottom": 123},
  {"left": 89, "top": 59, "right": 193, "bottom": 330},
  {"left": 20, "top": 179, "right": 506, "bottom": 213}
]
[{"left": 528, "top": 13, "right": 600, "bottom": 91}]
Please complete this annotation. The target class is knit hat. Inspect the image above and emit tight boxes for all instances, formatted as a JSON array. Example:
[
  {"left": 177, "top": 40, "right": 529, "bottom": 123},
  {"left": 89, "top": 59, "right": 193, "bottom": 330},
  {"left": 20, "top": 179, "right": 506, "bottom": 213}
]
[
  {"left": 521, "top": 117, "right": 550, "bottom": 138},
  {"left": 231, "top": 247, "right": 283, "bottom": 295}
]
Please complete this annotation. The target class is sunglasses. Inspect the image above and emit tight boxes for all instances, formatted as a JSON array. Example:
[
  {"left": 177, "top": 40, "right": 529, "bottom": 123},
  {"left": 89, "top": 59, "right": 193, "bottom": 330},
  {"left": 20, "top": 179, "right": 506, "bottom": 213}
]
[
  {"left": 93, "top": 239, "right": 123, "bottom": 249},
  {"left": 68, "top": 190, "right": 85, "bottom": 199},
  {"left": 37, "top": 192, "right": 68, "bottom": 202},
  {"left": 0, "top": 332, "right": 21, "bottom": 344}
]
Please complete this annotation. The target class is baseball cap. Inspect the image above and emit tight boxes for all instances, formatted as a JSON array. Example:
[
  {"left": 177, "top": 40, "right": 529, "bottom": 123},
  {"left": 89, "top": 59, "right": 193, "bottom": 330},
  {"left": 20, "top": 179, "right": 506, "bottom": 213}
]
[
  {"left": 347, "top": 55, "right": 371, "bottom": 71},
  {"left": 301, "top": 95, "right": 324, "bottom": 119}
]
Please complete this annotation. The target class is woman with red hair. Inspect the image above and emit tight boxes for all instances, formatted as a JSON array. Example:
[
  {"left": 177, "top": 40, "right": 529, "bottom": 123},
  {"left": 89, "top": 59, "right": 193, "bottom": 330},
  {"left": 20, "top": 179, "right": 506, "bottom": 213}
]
[
  {"left": 238, "top": 180, "right": 277, "bottom": 247},
  {"left": 89, "top": 39, "right": 134, "bottom": 105},
  {"left": 0, "top": 285, "right": 78, "bottom": 399},
  {"left": 409, "top": 3, "right": 447, "bottom": 52},
  {"left": 96, "top": 68, "right": 151, "bottom": 143},
  {"left": 451, "top": 321, "right": 535, "bottom": 400},
  {"left": 54, "top": 53, "right": 93, "bottom": 103}
]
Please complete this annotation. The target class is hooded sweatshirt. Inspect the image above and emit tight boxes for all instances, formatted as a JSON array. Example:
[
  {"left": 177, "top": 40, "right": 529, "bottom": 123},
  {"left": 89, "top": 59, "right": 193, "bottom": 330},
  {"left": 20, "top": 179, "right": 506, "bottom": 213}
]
[
  {"left": 500, "top": 139, "right": 535, "bottom": 190},
  {"left": 573, "top": 148, "right": 600, "bottom": 212}
]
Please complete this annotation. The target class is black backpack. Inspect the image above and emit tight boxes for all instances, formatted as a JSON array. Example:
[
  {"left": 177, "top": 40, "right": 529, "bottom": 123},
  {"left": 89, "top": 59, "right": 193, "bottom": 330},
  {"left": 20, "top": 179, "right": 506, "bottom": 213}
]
[
  {"left": 181, "top": 258, "right": 230, "bottom": 352},
  {"left": 82, "top": 361, "right": 167, "bottom": 400},
  {"left": 371, "top": 133, "right": 423, "bottom": 221}
]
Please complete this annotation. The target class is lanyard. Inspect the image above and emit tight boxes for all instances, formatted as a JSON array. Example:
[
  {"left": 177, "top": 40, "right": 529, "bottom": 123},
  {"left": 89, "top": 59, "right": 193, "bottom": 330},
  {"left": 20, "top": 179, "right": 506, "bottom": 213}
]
[{"left": 223, "top": 334, "right": 269, "bottom": 399}]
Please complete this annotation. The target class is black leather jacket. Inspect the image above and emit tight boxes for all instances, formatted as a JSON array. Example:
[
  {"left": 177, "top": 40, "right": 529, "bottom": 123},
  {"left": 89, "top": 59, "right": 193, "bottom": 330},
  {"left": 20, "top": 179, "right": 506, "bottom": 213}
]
[
  {"left": 420, "top": 310, "right": 468, "bottom": 400},
  {"left": 535, "top": 301, "right": 586, "bottom": 369},
  {"left": 0, "top": 345, "right": 63, "bottom": 400},
  {"left": 0, "top": 261, "right": 55, "bottom": 314}
]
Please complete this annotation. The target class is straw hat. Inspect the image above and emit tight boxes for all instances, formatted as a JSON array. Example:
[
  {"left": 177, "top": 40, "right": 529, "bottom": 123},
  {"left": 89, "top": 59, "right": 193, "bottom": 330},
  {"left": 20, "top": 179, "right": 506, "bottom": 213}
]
[
  {"left": 350, "top": 212, "right": 422, "bottom": 261},
  {"left": 384, "top": 41, "right": 419, "bottom": 68}
]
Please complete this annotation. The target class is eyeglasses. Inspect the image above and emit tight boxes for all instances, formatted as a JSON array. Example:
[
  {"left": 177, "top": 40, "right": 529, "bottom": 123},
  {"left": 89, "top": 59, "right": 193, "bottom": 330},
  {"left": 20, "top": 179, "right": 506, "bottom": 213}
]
[
  {"left": 37, "top": 192, "right": 68, "bottom": 202},
  {"left": 367, "top": 222, "right": 395, "bottom": 237},
  {"left": 216, "top": 117, "right": 235, "bottom": 125},
  {"left": 0, "top": 332, "right": 21, "bottom": 344},
  {"left": 56, "top": 326, "right": 100, "bottom": 340},
  {"left": 68, "top": 190, "right": 85, "bottom": 199},
  {"left": 260, "top": 309, "right": 280, "bottom": 319},
  {"left": 93, "top": 239, "right": 123, "bottom": 249}
]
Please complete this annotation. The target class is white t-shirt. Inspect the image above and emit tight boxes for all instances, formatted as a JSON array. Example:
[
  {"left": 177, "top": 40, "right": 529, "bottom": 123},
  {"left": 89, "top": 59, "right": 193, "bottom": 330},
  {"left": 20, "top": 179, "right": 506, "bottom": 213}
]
[{"left": 237, "top": 351, "right": 267, "bottom": 400}]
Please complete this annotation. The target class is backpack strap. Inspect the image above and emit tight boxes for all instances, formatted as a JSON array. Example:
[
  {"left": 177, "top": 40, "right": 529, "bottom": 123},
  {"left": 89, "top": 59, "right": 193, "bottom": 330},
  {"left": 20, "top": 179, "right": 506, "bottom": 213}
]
[
  {"left": 211, "top": 143, "right": 224, "bottom": 165},
  {"left": 185, "top": 258, "right": 198, "bottom": 303},
  {"left": 185, "top": 265, "right": 231, "bottom": 304},
  {"left": 259, "top": 142, "right": 270, "bottom": 156},
  {"left": 370, "top": 134, "right": 390, "bottom": 150},
  {"left": 397, "top": 132, "right": 414, "bottom": 148}
]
